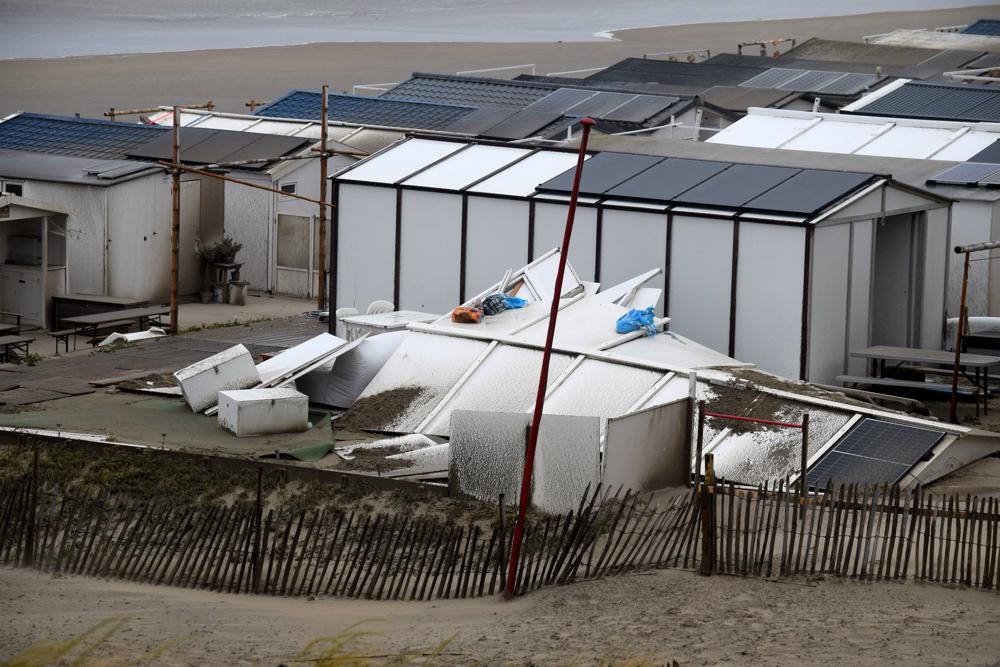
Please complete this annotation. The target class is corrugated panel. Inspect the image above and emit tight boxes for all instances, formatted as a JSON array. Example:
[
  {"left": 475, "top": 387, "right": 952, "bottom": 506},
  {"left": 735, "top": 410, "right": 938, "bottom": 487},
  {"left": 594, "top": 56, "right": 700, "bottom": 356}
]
[
  {"left": 962, "top": 19, "right": 1000, "bottom": 36},
  {"left": 0, "top": 113, "right": 166, "bottom": 161},
  {"left": 381, "top": 74, "right": 553, "bottom": 109},
  {"left": 255, "top": 90, "right": 477, "bottom": 130},
  {"left": 856, "top": 81, "right": 1000, "bottom": 122}
]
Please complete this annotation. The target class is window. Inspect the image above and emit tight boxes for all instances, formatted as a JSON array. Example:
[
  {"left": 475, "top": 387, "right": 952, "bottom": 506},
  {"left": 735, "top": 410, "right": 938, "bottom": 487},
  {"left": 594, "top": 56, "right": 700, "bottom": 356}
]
[
  {"left": 279, "top": 182, "right": 297, "bottom": 197},
  {"left": 1, "top": 182, "right": 22, "bottom": 197}
]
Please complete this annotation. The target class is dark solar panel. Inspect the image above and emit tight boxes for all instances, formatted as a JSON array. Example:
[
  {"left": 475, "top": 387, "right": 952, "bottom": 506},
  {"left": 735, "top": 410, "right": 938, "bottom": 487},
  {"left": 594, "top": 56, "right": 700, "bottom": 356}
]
[
  {"left": 525, "top": 88, "right": 598, "bottom": 113},
  {"left": 743, "top": 169, "right": 872, "bottom": 215},
  {"left": 927, "top": 162, "right": 1000, "bottom": 185},
  {"left": 740, "top": 68, "right": 802, "bottom": 89},
  {"left": 443, "top": 107, "right": 517, "bottom": 135},
  {"left": 602, "top": 95, "right": 678, "bottom": 122},
  {"left": 606, "top": 158, "right": 731, "bottom": 201},
  {"left": 567, "top": 92, "right": 637, "bottom": 117},
  {"left": 962, "top": 19, "right": 1000, "bottom": 36},
  {"left": 806, "top": 418, "right": 944, "bottom": 489},
  {"left": 778, "top": 70, "right": 842, "bottom": 91},
  {"left": 221, "top": 134, "right": 310, "bottom": 164},
  {"left": 177, "top": 132, "right": 259, "bottom": 164},
  {"left": 480, "top": 110, "right": 565, "bottom": 140},
  {"left": 968, "top": 139, "right": 1000, "bottom": 164},
  {"left": 673, "top": 164, "right": 799, "bottom": 207},
  {"left": 975, "top": 170, "right": 1000, "bottom": 187},
  {"left": 819, "top": 72, "right": 880, "bottom": 95},
  {"left": 536, "top": 152, "right": 663, "bottom": 195}
]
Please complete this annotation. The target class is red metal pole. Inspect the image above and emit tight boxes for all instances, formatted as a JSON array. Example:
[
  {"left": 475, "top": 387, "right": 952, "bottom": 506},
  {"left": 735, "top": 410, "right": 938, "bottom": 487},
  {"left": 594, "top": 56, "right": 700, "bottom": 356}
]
[{"left": 503, "top": 118, "right": 595, "bottom": 599}]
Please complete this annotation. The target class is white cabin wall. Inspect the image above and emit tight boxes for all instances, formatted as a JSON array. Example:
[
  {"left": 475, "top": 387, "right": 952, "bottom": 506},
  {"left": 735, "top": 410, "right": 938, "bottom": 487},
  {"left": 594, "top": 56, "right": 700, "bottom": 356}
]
[
  {"left": 921, "top": 206, "right": 949, "bottom": 349},
  {"left": 808, "top": 224, "right": 850, "bottom": 383},
  {"left": 737, "top": 223, "right": 805, "bottom": 380},
  {"left": 224, "top": 175, "right": 273, "bottom": 292},
  {"left": 399, "top": 190, "right": 462, "bottom": 313},
  {"left": 19, "top": 180, "right": 107, "bottom": 296},
  {"left": 947, "top": 200, "right": 991, "bottom": 317},
  {"left": 533, "top": 202, "right": 597, "bottom": 281},
  {"left": 105, "top": 174, "right": 177, "bottom": 301},
  {"left": 466, "top": 197, "right": 529, "bottom": 297},
  {"left": 667, "top": 214, "right": 732, "bottom": 354},
  {"left": 990, "top": 202, "right": 1000, "bottom": 316},
  {"left": 335, "top": 183, "right": 396, "bottom": 312},
  {"left": 599, "top": 209, "right": 667, "bottom": 315},
  {"left": 847, "top": 219, "right": 874, "bottom": 375}
]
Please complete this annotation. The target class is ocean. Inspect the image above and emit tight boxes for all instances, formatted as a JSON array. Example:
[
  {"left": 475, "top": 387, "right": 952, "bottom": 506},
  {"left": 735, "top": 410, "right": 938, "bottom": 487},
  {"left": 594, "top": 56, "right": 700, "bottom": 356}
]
[{"left": 0, "top": 0, "right": 994, "bottom": 60}]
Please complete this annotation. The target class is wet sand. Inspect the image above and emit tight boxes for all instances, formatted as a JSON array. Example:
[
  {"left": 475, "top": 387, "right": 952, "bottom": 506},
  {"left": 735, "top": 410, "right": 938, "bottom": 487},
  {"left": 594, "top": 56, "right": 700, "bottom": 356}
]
[{"left": 0, "top": 5, "right": 997, "bottom": 119}]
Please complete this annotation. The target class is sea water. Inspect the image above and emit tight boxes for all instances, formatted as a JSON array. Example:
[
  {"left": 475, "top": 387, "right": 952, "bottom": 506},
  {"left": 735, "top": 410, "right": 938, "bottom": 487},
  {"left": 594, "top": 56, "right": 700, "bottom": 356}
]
[{"left": 0, "top": 0, "right": 993, "bottom": 59}]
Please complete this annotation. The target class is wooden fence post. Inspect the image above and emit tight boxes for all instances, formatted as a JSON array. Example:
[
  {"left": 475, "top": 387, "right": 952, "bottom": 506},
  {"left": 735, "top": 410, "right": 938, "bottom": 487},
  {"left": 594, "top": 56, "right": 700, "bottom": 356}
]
[
  {"left": 24, "top": 439, "right": 39, "bottom": 567},
  {"left": 253, "top": 467, "right": 263, "bottom": 594},
  {"left": 700, "top": 453, "right": 716, "bottom": 575}
]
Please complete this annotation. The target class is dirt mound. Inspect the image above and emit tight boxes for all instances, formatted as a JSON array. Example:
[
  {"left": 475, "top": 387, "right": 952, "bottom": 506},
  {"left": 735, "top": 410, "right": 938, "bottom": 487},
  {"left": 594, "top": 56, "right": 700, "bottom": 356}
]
[{"left": 335, "top": 386, "right": 424, "bottom": 432}]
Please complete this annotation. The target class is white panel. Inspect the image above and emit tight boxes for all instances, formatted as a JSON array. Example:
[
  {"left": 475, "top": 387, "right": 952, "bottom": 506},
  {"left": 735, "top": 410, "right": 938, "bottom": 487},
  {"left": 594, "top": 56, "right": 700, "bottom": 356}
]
[
  {"left": 932, "top": 131, "right": 1000, "bottom": 161},
  {"left": 604, "top": 400, "right": 690, "bottom": 491},
  {"left": 533, "top": 202, "right": 597, "bottom": 281},
  {"left": 404, "top": 145, "right": 530, "bottom": 189},
  {"left": 734, "top": 223, "right": 805, "bottom": 379},
  {"left": 667, "top": 214, "right": 733, "bottom": 354},
  {"left": 857, "top": 126, "right": 958, "bottom": 159},
  {"left": 947, "top": 201, "right": 991, "bottom": 317},
  {"left": 544, "top": 359, "right": 664, "bottom": 420},
  {"left": 197, "top": 117, "right": 263, "bottom": 132},
  {"left": 465, "top": 197, "right": 529, "bottom": 296},
  {"left": 256, "top": 333, "right": 348, "bottom": 385},
  {"left": 781, "top": 120, "right": 892, "bottom": 153},
  {"left": 399, "top": 190, "right": 462, "bottom": 313},
  {"left": 808, "top": 224, "right": 850, "bottom": 383},
  {"left": 609, "top": 332, "right": 743, "bottom": 369},
  {"left": 336, "top": 183, "right": 396, "bottom": 311},
  {"left": 469, "top": 151, "right": 587, "bottom": 197},
  {"left": 922, "top": 207, "right": 948, "bottom": 348},
  {"left": 599, "top": 209, "right": 667, "bottom": 315},
  {"left": 246, "top": 119, "right": 308, "bottom": 136},
  {"left": 338, "top": 138, "right": 464, "bottom": 184},
  {"left": 847, "top": 219, "right": 873, "bottom": 375},
  {"left": 707, "top": 113, "right": 817, "bottom": 149},
  {"left": 512, "top": 299, "right": 632, "bottom": 349}
]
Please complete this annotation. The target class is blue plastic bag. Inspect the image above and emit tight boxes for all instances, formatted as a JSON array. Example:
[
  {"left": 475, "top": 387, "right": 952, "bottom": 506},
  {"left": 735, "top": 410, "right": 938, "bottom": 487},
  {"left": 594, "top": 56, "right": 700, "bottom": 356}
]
[
  {"left": 616, "top": 306, "right": 657, "bottom": 336},
  {"left": 503, "top": 295, "right": 527, "bottom": 309}
]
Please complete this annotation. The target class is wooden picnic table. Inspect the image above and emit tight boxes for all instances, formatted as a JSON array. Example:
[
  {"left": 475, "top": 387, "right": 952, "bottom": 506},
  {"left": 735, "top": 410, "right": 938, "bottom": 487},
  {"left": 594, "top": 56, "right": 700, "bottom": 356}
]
[
  {"left": 850, "top": 345, "right": 1000, "bottom": 414},
  {"left": 0, "top": 335, "right": 34, "bottom": 362},
  {"left": 62, "top": 305, "right": 170, "bottom": 345}
]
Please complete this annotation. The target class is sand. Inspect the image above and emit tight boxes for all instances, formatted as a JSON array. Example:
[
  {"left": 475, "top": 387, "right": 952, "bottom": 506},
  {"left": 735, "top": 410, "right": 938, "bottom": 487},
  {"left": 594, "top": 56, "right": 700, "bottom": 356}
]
[
  {"left": 2, "top": 565, "right": 998, "bottom": 665},
  {"left": 1, "top": 5, "right": 998, "bottom": 119}
]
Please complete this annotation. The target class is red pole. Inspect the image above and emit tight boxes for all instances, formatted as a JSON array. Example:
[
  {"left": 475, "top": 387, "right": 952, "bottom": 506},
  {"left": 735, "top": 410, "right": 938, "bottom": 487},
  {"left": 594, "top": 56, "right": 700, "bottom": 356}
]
[{"left": 503, "top": 118, "right": 595, "bottom": 598}]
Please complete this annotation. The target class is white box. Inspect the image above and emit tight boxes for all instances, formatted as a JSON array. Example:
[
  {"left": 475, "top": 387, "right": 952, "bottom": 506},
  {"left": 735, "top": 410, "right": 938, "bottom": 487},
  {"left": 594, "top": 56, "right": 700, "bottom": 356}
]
[
  {"left": 217, "top": 388, "right": 310, "bottom": 437},
  {"left": 174, "top": 344, "right": 260, "bottom": 413}
]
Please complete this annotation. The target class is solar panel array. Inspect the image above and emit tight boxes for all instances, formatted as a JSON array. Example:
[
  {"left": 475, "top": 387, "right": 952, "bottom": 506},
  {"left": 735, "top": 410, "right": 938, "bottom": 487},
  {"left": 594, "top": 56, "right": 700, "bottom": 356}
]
[
  {"left": 926, "top": 162, "right": 1000, "bottom": 187},
  {"left": 961, "top": 19, "right": 1000, "bottom": 36},
  {"left": 127, "top": 128, "right": 312, "bottom": 169},
  {"left": 535, "top": 151, "right": 876, "bottom": 215},
  {"left": 740, "top": 68, "right": 880, "bottom": 95},
  {"left": 806, "top": 419, "right": 944, "bottom": 489}
]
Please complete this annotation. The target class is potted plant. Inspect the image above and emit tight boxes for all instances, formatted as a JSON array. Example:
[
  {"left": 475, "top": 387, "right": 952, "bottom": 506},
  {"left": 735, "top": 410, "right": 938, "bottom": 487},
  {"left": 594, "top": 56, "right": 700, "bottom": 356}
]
[{"left": 198, "top": 236, "right": 243, "bottom": 264}]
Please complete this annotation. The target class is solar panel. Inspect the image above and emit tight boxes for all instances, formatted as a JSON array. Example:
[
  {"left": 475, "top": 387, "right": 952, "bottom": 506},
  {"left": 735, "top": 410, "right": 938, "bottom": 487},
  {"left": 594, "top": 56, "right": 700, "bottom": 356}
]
[
  {"left": 968, "top": 139, "right": 1000, "bottom": 164},
  {"left": 962, "top": 19, "right": 1000, "bottom": 36},
  {"left": 818, "top": 72, "right": 879, "bottom": 95},
  {"left": 743, "top": 169, "right": 872, "bottom": 215},
  {"left": 525, "top": 88, "right": 598, "bottom": 113},
  {"left": 480, "top": 110, "right": 565, "bottom": 140},
  {"left": 673, "top": 164, "right": 799, "bottom": 207},
  {"left": 740, "top": 68, "right": 804, "bottom": 89},
  {"left": 806, "top": 418, "right": 944, "bottom": 489},
  {"left": 443, "top": 107, "right": 517, "bottom": 135},
  {"left": 602, "top": 94, "right": 678, "bottom": 123},
  {"left": 777, "top": 70, "right": 842, "bottom": 91},
  {"left": 567, "top": 92, "right": 637, "bottom": 117},
  {"left": 536, "top": 152, "right": 663, "bottom": 195},
  {"left": 927, "top": 162, "right": 1000, "bottom": 186},
  {"left": 976, "top": 170, "right": 1000, "bottom": 187},
  {"left": 606, "top": 158, "right": 731, "bottom": 201}
]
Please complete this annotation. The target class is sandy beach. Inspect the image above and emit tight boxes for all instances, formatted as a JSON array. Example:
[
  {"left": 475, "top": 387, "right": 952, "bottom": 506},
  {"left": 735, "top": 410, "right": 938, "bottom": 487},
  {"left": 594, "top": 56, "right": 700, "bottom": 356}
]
[
  {"left": 1, "top": 5, "right": 997, "bottom": 120},
  {"left": 3, "top": 565, "right": 999, "bottom": 665}
]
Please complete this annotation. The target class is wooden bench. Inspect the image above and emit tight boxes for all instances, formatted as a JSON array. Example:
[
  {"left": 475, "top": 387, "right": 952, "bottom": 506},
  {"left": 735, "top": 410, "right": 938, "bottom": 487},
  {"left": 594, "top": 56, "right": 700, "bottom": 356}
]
[
  {"left": 0, "top": 335, "right": 34, "bottom": 363},
  {"left": 50, "top": 328, "right": 78, "bottom": 354},
  {"left": 837, "top": 375, "right": 980, "bottom": 396},
  {"left": 0, "top": 311, "right": 22, "bottom": 336}
]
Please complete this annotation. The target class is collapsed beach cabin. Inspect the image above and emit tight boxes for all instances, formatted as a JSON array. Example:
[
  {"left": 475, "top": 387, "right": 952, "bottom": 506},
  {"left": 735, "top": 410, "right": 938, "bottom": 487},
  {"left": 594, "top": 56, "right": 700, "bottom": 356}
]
[{"left": 330, "top": 137, "right": 951, "bottom": 383}]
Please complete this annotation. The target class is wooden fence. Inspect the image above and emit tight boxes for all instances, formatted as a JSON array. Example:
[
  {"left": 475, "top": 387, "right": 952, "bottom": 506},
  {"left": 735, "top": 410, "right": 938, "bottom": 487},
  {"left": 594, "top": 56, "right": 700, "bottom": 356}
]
[{"left": 1, "top": 475, "right": 998, "bottom": 599}]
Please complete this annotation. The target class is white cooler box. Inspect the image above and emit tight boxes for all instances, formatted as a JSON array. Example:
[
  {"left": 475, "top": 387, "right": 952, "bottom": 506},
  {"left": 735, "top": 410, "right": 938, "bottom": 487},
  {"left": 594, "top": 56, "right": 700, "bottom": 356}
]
[
  {"left": 174, "top": 344, "right": 259, "bottom": 412},
  {"left": 217, "top": 387, "right": 310, "bottom": 437}
]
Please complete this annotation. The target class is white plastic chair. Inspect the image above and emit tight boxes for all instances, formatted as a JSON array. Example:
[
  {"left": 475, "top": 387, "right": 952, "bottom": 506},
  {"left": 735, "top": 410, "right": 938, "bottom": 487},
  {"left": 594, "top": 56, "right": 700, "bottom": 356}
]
[
  {"left": 335, "top": 307, "right": 359, "bottom": 340},
  {"left": 366, "top": 300, "right": 394, "bottom": 315}
]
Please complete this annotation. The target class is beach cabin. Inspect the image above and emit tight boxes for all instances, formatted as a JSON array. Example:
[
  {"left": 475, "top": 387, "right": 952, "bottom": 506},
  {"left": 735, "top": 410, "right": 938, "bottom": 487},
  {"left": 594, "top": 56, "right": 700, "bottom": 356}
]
[{"left": 330, "top": 137, "right": 951, "bottom": 383}]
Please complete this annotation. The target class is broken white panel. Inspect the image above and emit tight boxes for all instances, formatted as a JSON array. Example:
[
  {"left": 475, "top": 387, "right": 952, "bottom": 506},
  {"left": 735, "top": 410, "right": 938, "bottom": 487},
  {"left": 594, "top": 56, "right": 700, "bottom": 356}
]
[
  {"left": 256, "top": 333, "right": 350, "bottom": 385},
  {"left": 626, "top": 288, "right": 662, "bottom": 310},
  {"left": 217, "top": 388, "right": 309, "bottom": 437},
  {"left": 353, "top": 332, "right": 491, "bottom": 432},
  {"left": 422, "top": 346, "right": 575, "bottom": 436},
  {"left": 595, "top": 269, "right": 660, "bottom": 303},
  {"left": 297, "top": 331, "right": 406, "bottom": 408},
  {"left": 522, "top": 249, "right": 583, "bottom": 301},
  {"left": 542, "top": 358, "right": 665, "bottom": 424},
  {"left": 606, "top": 331, "right": 746, "bottom": 370},
  {"left": 383, "top": 443, "right": 451, "bottom": 478},
  {"left": 174, "top": 344, "right": 260, "bottom": 413},
  {"left": 335, "top": 433, "right": 436, "bottom": 460},
  {"left": 511, "top": 298, "right": 649, "bottom": 350},
  {"left": 98, "top": 327, "right": 167, "bottom": 346},
  {"left": 707, "top": 406, "right": 852, "bottom": 485},
  {"left": 604, "top": 398, "right": 691, "bottom": 491},
  {"left": 449, "top": 410, "right": 601, "bottom": 514}
]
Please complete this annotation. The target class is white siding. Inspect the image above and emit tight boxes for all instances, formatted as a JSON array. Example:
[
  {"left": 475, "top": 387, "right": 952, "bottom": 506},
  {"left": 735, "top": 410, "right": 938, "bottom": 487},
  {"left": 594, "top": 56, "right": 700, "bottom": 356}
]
[
  {"left": 335, "top": 184, "right": 396, "bottom": 312},
  {"left": 948, "top": 200, "right": 992, "bottom": 317},
  {"left": 736, "top": 223, "right": 805, "bottom": 380},
  {"left": 668, "top": 214, "right": 732, "bottom": 354},
  {"left": 533, "top": 202, "right": 597, "bottom": 281},
  {"left": 466, "top": 197, "right": 529, "bottom": 297},
  {"left": 808, "top": 224, "right": 850, "bottom": 383},
  {"left": 600, "top": 209, "right": 667, "bottom": 315},
  {"left": 847, "top": 219, "right": 874, "bottom": 376},
  {"left": 922, "top": 207, "right": 949, "bottom": 348},
  {"left": 106, "top": 175, "right": 174, "bottom": 301},
  {"left": 224, "top": 176, "right": 273, "bottom": 291},
  {"left": 399, "top": 190, "right": 462, "bottom": 313}
]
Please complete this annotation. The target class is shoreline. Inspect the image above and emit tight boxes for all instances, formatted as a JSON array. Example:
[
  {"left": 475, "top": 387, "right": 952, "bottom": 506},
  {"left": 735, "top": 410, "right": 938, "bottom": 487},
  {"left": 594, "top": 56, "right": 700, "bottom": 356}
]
[{"left": 0, "top": 4, "right": 997, "bottom": 118}]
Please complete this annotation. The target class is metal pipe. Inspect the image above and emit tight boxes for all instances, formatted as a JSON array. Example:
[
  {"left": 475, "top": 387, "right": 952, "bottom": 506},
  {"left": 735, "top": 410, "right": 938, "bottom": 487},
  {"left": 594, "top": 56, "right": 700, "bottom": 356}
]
[
  {"left": 955, "top": 241, "right": 1000, "bottom": 254},
  {"left": 503, "top": 117, "right": 595, "bottom": 599},
  {"left": 194, "top": 150, "right": 367, "bottom": 171},
  {"left": 318, "top": 84, "right": 329, "bottom": 311},
  {"left": 106, "top": 101, "right": 214, "bottom": 119},
  {"left": 950, "top": 251, "right": 971, "bottom": 423},
  {"left": 169, "top": 106, "right": 180, "bottom": 335},
  {"left": 156, "top": 161, "right": 335, "bottom": 208}
]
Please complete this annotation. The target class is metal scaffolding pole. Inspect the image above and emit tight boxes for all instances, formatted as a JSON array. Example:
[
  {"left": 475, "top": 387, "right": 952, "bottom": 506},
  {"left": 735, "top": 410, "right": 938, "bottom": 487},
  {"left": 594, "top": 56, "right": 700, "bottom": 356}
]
[{"left": 169, "top": 106, "right": 181, "bottom": 335}]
